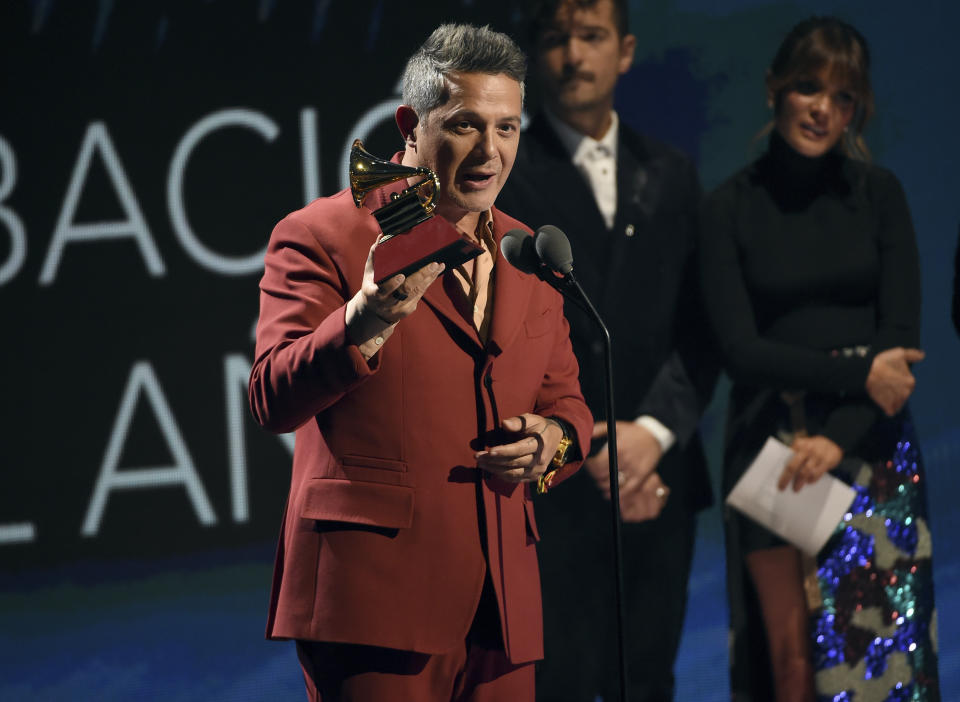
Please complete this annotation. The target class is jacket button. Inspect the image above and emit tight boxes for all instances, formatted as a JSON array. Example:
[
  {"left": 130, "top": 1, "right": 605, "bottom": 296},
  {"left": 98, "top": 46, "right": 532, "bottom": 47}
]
[{"left": 625, "top": 224, "right": 635, "bottom": 237}]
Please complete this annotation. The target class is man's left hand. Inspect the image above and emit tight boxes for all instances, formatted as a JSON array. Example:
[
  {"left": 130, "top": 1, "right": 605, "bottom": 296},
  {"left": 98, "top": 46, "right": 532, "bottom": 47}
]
[
  {"left": 620, "top": 471, "right": 670, "bottom": 522},
  {"left": 475, "top": 414, "right": 563, "bottom": 484},
  {"left": 586, "top": 421, "right": 663, "bottom": 500}
]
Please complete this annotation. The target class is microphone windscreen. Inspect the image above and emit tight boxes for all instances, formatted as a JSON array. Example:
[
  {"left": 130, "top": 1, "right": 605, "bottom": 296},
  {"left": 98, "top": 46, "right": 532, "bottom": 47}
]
[
  {"left": 535, "top": 225, "right": 574, "bottom": 275},
  {"left": 500, "top": 229, "right": 540, "bottom": 275}
]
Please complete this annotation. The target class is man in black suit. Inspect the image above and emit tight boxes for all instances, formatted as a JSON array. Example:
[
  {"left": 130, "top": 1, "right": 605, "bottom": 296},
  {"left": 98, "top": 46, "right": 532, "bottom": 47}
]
[{"left": 496, "top": 1, "right": 717, "bottom": 700}]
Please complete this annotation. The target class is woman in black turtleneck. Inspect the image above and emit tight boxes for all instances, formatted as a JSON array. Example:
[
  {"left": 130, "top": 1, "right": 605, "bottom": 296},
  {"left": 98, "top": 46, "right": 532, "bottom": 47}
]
[{"left": 700, "top": 17, "right": 940, "bottom": 702}]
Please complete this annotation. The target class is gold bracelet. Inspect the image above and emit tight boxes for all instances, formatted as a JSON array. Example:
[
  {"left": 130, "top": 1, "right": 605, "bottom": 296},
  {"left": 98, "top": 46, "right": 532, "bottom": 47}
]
[
  {"left": 537, "top": 419, "right": 573, "bottom": 495},
  {"left": 551, "top": 435, "right": 573, "bottom": 468}
]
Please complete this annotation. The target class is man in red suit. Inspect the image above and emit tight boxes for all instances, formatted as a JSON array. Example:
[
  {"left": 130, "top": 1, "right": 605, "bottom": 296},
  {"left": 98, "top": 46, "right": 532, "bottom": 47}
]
[{"left": 249, "top": 24, "right": 592, "bottom": 701}]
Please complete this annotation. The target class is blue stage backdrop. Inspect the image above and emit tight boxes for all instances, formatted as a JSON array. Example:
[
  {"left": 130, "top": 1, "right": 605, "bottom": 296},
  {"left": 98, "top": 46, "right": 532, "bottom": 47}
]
[{"left": 1, "top": 2, "right": 957, "bottom": 700}]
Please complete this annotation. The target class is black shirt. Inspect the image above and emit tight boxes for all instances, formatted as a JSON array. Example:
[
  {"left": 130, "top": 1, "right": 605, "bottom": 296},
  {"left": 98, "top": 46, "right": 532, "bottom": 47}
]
[{"left": 700, "top": 131, "right": 921, "bottom": 450}]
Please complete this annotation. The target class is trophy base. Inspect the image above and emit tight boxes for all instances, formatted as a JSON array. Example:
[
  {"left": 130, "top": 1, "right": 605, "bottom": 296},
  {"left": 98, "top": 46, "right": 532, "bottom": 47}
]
[{"left": 373, "top": 216, "right": 483, "bottom": 284}]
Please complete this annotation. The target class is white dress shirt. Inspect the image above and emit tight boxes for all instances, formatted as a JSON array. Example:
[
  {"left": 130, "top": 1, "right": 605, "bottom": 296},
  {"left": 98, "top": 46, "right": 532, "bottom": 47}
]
[{"left": 545, "top": 109, "right": 619, "bottom": 229}]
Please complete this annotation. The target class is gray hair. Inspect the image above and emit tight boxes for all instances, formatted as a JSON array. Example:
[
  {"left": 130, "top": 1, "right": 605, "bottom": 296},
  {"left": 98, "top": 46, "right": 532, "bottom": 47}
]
[{"left": 401, "top": 24, "right": 526, "bottom": 119}]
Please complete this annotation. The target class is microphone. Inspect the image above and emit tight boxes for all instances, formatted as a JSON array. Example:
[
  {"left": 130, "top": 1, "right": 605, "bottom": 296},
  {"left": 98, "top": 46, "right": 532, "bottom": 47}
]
[
  {"left": 500, "top": 228, "right": 578, "bottom": 299},
  {"left": 500, "top": 226, "right": 591, "bottom": 313},
  {"left": 500, "top": 229, "right": 541, "bottom": 275},
  {"left": 534, "top": 224, "right": 574, "bottom": 275}
]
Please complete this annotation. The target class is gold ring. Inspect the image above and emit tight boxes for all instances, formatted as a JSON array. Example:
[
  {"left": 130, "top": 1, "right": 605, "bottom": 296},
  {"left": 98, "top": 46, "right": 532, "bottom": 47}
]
[{"left": 537, "top": 470, "right": 557, "bottom": 495}]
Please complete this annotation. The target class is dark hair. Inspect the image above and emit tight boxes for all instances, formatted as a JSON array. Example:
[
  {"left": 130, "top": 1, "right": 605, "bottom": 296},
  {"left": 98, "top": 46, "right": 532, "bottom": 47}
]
[
  {"left": 527, "top": 0, "right": 629, "bottom": 44},
  {"left": 766, "top": 16, "right": 873, "bottom": 159},
  {"left": 402, "top": 24, "right": 526, "bottom": 119}
]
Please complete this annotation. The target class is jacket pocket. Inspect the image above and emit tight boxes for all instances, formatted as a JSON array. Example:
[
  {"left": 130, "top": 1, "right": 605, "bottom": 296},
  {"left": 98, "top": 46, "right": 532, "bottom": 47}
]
[
  {"left": 524, "top": 307, "right": 554, "bottom": 338},
  {"left": 300, "top": 478, "right": 414, "bottom": 529},
  {"left": 337, "top": 455, "right": 409, "bottom": 486},
  {"left": 340, "top": 455, "right": 407, "bottom": 472}
]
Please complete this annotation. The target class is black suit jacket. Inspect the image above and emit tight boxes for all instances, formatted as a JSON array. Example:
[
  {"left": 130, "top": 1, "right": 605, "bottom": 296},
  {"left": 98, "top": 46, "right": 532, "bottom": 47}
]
[{"left": 497, "top": 114, "right": 716, "bottom": 510}]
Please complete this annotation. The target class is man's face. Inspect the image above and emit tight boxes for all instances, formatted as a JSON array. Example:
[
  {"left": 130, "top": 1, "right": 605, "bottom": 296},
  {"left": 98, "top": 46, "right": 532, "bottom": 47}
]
[
  {"left": 408, "top": 71, "right": 522, "bottom": 223},
  {"left": 536, "top": 0, "right": 634, "bottom": 115}
]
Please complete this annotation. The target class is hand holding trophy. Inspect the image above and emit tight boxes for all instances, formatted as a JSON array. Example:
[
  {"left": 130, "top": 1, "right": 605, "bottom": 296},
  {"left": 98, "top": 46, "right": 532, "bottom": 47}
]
[{"left": 349, "top": 139, "right": 483, "bottom": 283}]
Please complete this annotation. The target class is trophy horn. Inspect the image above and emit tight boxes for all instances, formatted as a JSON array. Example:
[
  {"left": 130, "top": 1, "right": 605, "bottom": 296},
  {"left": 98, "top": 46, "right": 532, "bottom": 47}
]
[{"left": 349, "top": 139, "right": 440, "bottom": 214}]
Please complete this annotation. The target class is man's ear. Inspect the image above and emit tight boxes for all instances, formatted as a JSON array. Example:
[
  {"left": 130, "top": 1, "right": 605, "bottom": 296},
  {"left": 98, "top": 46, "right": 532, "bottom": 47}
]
[
  {"left": 618, "top": 33, "right": 636, "bottom": 75},
  {"left": 396, "top": 105, "right": 419, "bottom": 146}
]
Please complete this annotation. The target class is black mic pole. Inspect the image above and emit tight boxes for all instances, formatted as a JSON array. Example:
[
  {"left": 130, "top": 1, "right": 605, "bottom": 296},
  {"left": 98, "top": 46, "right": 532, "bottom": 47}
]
[
  {"left": 559, "top": 272, "right": 629, "bottom": 702},
  {"left": 501, "top": 226, "right": 629, "bottom": 701}
]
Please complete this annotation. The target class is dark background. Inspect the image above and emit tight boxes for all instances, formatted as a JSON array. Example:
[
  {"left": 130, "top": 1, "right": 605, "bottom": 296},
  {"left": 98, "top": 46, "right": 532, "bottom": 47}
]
[{"left": 1, "top": 1, "right": 957, "bottom": 699}]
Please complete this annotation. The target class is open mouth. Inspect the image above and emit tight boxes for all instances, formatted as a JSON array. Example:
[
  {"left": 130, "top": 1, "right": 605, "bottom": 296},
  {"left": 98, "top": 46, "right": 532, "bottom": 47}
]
[{"left": 461, "top": 172, "right": 496, "bottom": 189}]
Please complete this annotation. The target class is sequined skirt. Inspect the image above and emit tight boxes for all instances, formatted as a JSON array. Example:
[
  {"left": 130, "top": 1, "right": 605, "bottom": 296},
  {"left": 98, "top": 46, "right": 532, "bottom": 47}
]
[{"left": 811, "top": 417, "right": 939, "bottom": 701}]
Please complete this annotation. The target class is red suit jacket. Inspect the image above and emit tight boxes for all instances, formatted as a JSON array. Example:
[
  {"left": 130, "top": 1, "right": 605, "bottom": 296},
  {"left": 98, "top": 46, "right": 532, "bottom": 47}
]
[{"left": 249, "top": 180, "right": 592, "bottom": 664}]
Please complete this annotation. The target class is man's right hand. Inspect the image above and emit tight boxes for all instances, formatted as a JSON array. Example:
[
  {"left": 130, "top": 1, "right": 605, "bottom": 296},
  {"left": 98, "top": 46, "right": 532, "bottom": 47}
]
[
  {"left": 865, "top": 347, "right": 924, "bottom": 416},
  {"left": 355, "top": 240, "right": 446, "bottom": 325},
  {"left": 345, "top": 241, "right": 445, "bottom": 356}
]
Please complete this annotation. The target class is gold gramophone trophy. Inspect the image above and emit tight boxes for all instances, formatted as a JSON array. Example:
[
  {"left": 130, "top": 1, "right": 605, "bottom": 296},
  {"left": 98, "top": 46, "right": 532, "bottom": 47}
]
[{"left": 349, "top": 139, "right": 483, "bottom": 283}]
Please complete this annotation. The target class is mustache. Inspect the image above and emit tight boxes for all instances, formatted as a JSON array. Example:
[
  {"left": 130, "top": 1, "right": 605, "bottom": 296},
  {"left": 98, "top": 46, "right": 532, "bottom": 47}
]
[{"left": 559, "top": 67, "right": 595, "bottom": 83}]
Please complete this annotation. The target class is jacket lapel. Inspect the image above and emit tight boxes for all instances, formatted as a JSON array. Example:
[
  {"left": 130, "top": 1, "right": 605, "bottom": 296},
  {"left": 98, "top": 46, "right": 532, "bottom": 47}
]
[
  {"left": 485, "top": 208, "right": 534, "bottom": 357},
  {"left": 422, "top": 271, "right": 481, "bottom": 347},
  {"left": 601, "top": 130, "right": 661, "bottom": 311}
]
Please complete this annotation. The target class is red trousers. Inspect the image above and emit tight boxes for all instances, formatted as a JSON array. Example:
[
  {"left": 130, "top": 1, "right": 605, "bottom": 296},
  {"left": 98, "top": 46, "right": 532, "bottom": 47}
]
[
  {"left": 296, "top": 638, "right": 534, "bottom": 701},
  {"left": 296, "top": 579, "right": 535, "bottom": 701}
]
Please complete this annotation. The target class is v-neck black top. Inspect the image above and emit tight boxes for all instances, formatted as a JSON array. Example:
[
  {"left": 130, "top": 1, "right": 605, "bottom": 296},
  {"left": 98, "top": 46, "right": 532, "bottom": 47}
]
[{"left": 700, "top": 131, "right": 921, "bottom": 451}]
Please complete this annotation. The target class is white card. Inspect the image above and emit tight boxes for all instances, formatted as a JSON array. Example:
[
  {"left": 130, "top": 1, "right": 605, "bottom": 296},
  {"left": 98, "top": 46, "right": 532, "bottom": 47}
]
[{"left": 726, "top": 436, "right": 857, "bottom": 556}]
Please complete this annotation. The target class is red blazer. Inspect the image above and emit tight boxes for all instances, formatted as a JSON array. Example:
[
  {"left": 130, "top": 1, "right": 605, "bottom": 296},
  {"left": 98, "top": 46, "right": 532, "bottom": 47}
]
[{"left": 249, "top": 180, "right": 592, "bottom": 664}]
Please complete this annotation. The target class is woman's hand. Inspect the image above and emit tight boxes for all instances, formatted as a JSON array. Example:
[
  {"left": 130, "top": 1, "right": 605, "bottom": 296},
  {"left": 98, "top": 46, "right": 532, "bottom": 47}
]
[
  {"left": 865, "top": 347, "right": 924, "bottom": 416},
  {"left": 778, "top": 435, "right": 843, "bottom": 492}
]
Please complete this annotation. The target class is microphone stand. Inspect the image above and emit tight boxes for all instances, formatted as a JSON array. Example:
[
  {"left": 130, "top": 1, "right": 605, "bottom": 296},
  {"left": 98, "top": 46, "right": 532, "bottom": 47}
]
[{"left": 550, "top": 271, "right": 629, "bottom": 702}]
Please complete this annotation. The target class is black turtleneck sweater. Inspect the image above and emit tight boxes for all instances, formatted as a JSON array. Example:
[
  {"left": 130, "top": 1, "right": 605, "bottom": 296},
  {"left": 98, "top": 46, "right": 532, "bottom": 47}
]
[{"left": 699, "top": 131, "right": 921, "bottom": 451}]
